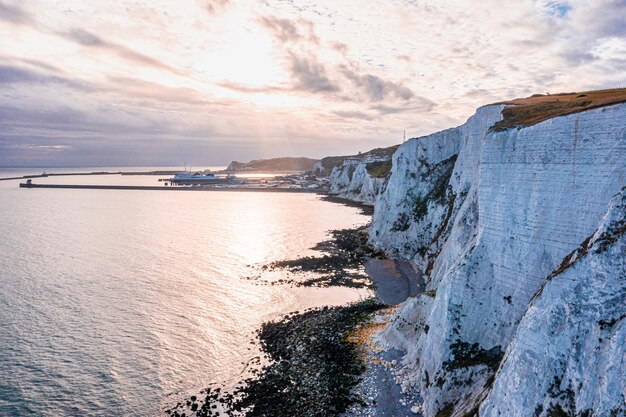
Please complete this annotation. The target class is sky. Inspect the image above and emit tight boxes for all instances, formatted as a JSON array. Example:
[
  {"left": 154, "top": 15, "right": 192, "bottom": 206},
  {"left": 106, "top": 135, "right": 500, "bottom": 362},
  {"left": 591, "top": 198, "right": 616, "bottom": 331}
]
[{"left": 0, "top": 0, "right": 624, "bottom": 167}]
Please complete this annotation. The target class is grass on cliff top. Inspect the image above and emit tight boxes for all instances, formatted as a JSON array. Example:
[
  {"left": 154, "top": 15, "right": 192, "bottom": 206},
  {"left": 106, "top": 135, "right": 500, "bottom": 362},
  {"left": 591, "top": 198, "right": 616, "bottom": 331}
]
[
  {"left": 365, "top": 160, "right": 393, "bottom": 178},
  {"left": 490, "top": 88, "right": 626, "bottom": 131},
  {"left": 320, "top": 145, "right": 399, "bottom": 173}
]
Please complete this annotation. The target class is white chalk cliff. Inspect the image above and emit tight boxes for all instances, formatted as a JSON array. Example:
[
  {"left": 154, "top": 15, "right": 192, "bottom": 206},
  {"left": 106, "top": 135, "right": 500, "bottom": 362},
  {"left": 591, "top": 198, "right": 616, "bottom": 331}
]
[
  {"left": 329, "top": 162, "right": 385, "bottom": 204},
  {"left": 480, "top": 187, "right": 625, "bottom": 417},
  {"left": 334, "top": 99, "right": 625, "bottom": 416},
  {"left": 328, "top": 152, "right": 395, "bottom": 204}
]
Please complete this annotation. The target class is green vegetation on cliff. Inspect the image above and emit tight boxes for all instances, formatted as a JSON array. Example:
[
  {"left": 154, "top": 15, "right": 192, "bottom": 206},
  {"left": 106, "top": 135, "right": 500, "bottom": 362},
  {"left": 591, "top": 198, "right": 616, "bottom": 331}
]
[{"left": 226, "top": 157, "right": 318, "bottom": 172}]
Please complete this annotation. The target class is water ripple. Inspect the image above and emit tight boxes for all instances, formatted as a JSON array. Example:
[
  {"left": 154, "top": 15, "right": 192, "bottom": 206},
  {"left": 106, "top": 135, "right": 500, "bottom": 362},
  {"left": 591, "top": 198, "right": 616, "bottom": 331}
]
[{"left": 0, "top": 172, "right": 369, "bottom": 416}]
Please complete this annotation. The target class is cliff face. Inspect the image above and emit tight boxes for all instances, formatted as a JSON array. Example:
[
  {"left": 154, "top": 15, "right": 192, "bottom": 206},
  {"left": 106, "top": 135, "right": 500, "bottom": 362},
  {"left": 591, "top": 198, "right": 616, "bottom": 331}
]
[
  {"left": 481, "top": 187, "right": 625, "bottom": 417},
  {"left": 370, "top": 105, "right": 503, "bottom": 269},
  {"left": 326, "top": 148, "right": 397, "bottom": 204},
  {"left": 366, "top": 101, "right": 626, "bottom": 416},
  {"left": 328, "top": 161, "right": 386, "bottom": 204}
]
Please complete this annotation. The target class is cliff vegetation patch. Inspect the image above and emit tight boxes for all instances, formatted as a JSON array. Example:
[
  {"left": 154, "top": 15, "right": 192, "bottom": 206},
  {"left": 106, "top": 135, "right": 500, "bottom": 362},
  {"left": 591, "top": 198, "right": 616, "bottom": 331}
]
[
  {"left": 443, "top": 340, "right": 504, "bottom": 372},
  {"left": 318, "top": 145, "right": 398, "bottom": 174},
  {"left": 365, "top": 160, "right": 393, "bottom": 178},
  {"left": 490, "top": 88, "right": 626, "bottom": 131},
  {"left": 411, "top": 155, "right": 457, "bottom": 222}
]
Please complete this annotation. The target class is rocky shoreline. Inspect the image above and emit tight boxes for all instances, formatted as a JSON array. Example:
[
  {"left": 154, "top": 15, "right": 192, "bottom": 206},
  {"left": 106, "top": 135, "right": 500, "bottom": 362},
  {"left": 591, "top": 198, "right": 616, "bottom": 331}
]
[
  {"left": 166, "top": 200, "right": 396, "bottom": 417},
  {"left": 262, "top": 225, "right": 386, "bottom": 288},
  {"left": 319, "top": 195, "right": 375, "bottom": 216},
  {"left": 166, "top": 299, "right": 386, "bottom": 417},
  {"left": 244, "top": 223, "right": 386, "bottom": 289}
]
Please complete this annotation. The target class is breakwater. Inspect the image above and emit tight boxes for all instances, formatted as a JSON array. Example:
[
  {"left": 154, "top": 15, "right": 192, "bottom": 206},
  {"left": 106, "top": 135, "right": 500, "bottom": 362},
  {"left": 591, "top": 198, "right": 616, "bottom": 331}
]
[
  {"left": 0, "top": 170, "right": 179, "bottom": 182},
  {"left": 19, "top": 182, "right": 322, "bottom": 193}
]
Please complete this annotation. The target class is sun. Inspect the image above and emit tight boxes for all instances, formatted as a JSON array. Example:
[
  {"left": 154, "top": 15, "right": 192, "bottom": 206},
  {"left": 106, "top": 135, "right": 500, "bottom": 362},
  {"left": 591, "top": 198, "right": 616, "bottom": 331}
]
[{"left": 199, "top": 16, "right": 285, "bottom": 89}]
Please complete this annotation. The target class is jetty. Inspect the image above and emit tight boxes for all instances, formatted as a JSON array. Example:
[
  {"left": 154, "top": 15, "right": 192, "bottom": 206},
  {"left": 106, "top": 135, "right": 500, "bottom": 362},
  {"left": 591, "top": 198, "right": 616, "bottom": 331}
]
[
  {"left": 0, "top": 170, "right": 178, "bottom": 182},
  {"left": 19, "top": 182, "right": 322, "bottom": 193}
]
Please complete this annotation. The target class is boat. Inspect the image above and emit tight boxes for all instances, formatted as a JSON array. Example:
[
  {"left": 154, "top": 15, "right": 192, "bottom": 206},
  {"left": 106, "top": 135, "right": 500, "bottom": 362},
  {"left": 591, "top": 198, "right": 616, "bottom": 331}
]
[{"left": 168, "top": 170, "right": 238, "bottom": 185}]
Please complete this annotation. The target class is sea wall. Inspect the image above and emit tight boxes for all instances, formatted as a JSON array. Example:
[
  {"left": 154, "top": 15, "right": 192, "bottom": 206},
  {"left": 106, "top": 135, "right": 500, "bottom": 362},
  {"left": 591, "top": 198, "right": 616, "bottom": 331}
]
[{"left": 368, "top": 103, "right": 626, "bottom": 416}]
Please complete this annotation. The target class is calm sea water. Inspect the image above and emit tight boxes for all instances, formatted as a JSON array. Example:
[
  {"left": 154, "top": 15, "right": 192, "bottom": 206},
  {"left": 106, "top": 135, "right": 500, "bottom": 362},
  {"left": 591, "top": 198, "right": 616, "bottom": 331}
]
[{"left": 0, "top": 168, "right": 370, "bottom": 416}]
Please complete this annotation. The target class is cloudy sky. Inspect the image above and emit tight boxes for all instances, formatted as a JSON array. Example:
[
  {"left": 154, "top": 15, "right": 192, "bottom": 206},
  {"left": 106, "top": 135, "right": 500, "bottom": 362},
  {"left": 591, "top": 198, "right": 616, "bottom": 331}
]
[{"left": 1, "top": 0, "right": 624, "bottom": 167}]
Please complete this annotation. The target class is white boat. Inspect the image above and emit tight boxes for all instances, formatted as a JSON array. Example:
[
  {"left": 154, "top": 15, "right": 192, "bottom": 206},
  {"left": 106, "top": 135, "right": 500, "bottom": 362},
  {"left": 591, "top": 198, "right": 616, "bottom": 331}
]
[{"left": 168, "top": 170, "right": 238, "bottom": 185}]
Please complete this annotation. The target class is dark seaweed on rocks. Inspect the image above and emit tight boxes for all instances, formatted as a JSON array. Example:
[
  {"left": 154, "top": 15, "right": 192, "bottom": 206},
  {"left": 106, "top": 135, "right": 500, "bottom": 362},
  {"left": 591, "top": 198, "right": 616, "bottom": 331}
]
[
  {"left": 167, "top": 299, "right": 385, "bottom": 417},
  {"left": 258, "top": 225, "right": 386, "bottom": 288},
  {"left": 239, "top": 299, "right": 385, "bottom": 416},
  {"left": 320, "top": 195, "right": 374, "bottom": 216}
]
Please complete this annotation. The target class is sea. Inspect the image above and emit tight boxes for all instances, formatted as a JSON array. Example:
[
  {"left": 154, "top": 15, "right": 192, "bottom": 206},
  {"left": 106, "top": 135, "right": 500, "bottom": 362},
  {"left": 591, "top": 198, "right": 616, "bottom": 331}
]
[{"left": 0, "top": 167, "right": 370, "bottom": 416}]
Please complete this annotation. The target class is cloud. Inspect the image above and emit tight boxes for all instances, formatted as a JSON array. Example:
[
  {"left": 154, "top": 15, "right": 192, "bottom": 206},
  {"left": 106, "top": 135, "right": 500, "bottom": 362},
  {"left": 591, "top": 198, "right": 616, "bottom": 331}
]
[
  {"left": 331, "top": 42, "right": 348, "bottom": 55},
  {"left": 287, "top": 52, "right": 339, "bottom": 93},
  {"left": 0, "top": 133, "right": 312, "bottom": 168},
  {"left": 108, "top": 76, "right": 230, "bottom": 106},
  {"left": 0, "top": 1, "right": 33, "bottom": 24},
  {"left": 567, "top": 0, "right": 626, "bottom": 39},
  {"left": 370, "top": 99, "right": 436, "bottom": 114},
  {"left": 258, "top": 15, "right": 318, "bottom": 44},
  {"left": 203, "top": 0, "right": 230, "bottom": 14},
  {"left": 561, "top": 49, "right": 597, "bottom": 65},
  {"left": 1, "top": 0, "right": 625, "bottom": 167},
  {"left": 341, "top": 67, "right": 414, "bottom": 101},
  {"left": 0, "top": 99, "right": 217, "bottom": 143},
  {"left": 0, "top": 104, "right": 136, "bottom": 135},
  {"left": 539, "top": 0, "right": 626, "bottom": 66},
  {"left": 16, "top": 58, "right": 62, "bottom": 73},
  {"left": 218, "top": 81, "right": 288, "bottom": 94},
  {"left": 0, "top": 64, "right": 89, "bottom": 90},
  {"left": 462, "top": 89, "right": 494, "bottom": 100},
  {"left": 333, "top": 110, "right": 373, "bottom": 121},
  {"left": 259, "top": 16, "right": 299, "bottom": 42},
  {"left": 0, "top": 65, "right": 46, "bottom": 84},
  {"left": 62, "top": 29, "right": 182, "bottom": 74}
]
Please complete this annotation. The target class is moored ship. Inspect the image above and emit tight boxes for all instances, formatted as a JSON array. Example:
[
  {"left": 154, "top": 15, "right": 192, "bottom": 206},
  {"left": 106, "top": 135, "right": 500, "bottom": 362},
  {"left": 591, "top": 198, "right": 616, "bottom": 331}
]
[{"left": 168, "top": 171, "right": 238, "bottom": 185}]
